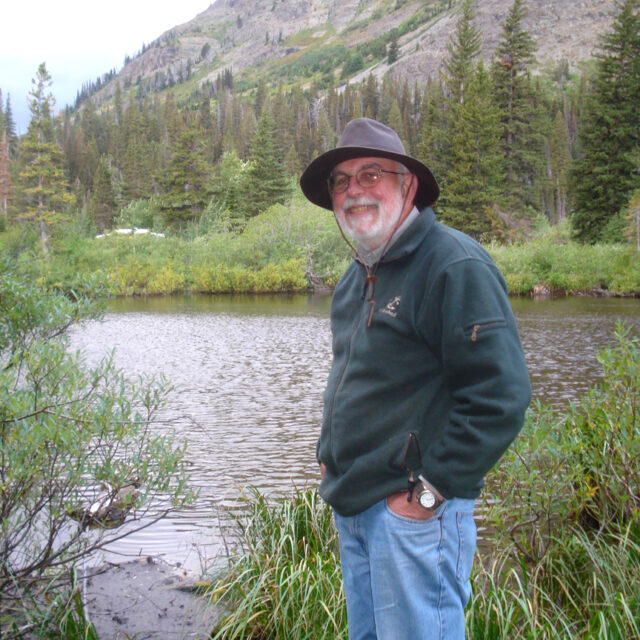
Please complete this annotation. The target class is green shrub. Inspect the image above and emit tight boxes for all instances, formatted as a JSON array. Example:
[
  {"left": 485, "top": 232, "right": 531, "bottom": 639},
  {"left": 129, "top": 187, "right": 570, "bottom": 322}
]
[
  {"left": 475, "top": 322, "right": 640, "bottom": 638},
  {"left": 0, "top": 266, "right": 195, "bottom": 636}
]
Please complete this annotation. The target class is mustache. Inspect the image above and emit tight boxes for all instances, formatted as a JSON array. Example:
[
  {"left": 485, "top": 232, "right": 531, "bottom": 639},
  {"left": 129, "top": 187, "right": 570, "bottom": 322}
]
[{"left": 342, "top": 197, "right": 379, "bottom": 209}]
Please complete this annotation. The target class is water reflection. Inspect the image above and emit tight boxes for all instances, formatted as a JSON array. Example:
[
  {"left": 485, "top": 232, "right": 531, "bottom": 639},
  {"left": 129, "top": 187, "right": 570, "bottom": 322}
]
[{"left": 69, "top": 294, "right": 640, "bottom": 572}]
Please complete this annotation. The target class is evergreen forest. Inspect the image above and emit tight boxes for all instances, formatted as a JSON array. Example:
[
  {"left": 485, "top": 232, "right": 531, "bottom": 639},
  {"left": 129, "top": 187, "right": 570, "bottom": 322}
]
[{"left": 1, "top": 0, "right": 639, "bottom": 295}]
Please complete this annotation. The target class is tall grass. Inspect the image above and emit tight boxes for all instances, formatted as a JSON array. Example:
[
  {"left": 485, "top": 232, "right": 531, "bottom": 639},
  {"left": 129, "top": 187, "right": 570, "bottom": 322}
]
[
  {"left": 206, "top": 488, "right": 346, "bottom": 639},
  {"left": 206, "top": 324, "right": 640, "bottom": 639}
]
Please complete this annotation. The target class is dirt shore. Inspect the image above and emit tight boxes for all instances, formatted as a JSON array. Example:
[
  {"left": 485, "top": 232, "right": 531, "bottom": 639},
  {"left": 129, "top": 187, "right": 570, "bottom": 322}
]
[{"left": 81, "top": 557, "right": 217, "bottom": 639}]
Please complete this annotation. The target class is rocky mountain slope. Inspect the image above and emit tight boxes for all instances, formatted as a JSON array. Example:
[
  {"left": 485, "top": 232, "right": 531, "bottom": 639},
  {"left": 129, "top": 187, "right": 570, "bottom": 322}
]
[{"left": 98, "top": 0, "right": 618, "bottom": 102}]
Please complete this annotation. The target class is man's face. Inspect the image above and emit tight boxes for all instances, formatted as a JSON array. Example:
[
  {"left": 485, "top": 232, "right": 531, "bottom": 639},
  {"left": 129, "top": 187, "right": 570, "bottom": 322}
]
[{"left": 330, "top": 156, "right": 414, "bottom": 251}]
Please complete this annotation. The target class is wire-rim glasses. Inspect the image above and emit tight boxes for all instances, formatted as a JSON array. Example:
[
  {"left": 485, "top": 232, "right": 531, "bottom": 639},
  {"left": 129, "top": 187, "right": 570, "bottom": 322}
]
[{"left": 327, "top": 165, "right": 407, "bottom": 195}]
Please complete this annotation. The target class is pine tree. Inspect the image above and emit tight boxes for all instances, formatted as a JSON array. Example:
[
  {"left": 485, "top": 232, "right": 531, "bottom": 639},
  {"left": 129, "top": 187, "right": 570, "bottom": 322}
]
[
  {"left": 570, "top": 0, "right": 640, "bottom": 242},
  {"left": 3, "top": 95, "right": 17, "bottom": 157},
  {"left": 121, "top": 102, "right": 155, "bottom": 201},
  {"left": 242, "top": 108, "right": 291, "bottom": 218},
  {"left": 89, "top": 156, "right": 117, "bottom": 231},
  {"left": 207, "top": 149, "right": 245, "bottom": 231},
  {"left": 16, "top": 63, "right": 72, "bottom": 256},
  {"left": 434, "top": 0, "right": 506, "bottom": 238},
  {"left": 439, "top": 62, "right": 505, "bottom": 239},
  {"left": 0, "top": 130, "right": 10, "bottom": 225},
  {"left": 548, "top": 109, "right": 572, "bottom": 221},
  {"left": 362, "top": 74, "right": 380, "bottom": 120},
  {"left": 417, "top": 80, "right": 447, "bottom": 181},
  {"left": 387, "top": 35, "right": 400, "bottom": 64},
  {"left": 159, "top": 125, "right": 211, "bottom": 227},
  {"left": 491, "top": 0, "right": 542, "bottom": 212},
  {"left": 387, "top": 99, "right": 404, "bottom": 141},
  {"left": 442, "top": 0, "right": 482, "bottom": 105}
]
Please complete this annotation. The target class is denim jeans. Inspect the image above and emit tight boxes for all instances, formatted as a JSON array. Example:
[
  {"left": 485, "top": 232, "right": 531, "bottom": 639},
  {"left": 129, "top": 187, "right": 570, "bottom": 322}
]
[{"left": 333, "top": 497, "right": 476, "bottom": 640}]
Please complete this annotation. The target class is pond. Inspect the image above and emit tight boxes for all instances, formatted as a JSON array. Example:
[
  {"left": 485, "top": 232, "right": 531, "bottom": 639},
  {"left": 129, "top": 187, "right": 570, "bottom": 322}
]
[{"left": 69, "top": 294, "right": 640, "bottom": 573}]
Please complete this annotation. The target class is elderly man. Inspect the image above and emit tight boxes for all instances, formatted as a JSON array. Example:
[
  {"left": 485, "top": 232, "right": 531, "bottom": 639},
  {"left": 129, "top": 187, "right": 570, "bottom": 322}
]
[{"left": 300, "top": 118, "right": 531, "bottom": 640}]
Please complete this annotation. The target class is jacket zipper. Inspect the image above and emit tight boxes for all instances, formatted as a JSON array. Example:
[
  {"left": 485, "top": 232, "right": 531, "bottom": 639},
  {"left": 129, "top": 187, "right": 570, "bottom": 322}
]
[
  {"left": 468, "top": 320, "right": 504, "bottom": 342},
  {"left": 327, "top": 287, "right": 367, "bottom": 473}
]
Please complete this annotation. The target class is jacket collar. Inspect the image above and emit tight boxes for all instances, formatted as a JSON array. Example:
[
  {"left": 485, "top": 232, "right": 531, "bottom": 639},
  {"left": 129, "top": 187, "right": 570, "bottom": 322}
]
[{"left": 380, "top": 206, "right": 436, "bottom": 263}]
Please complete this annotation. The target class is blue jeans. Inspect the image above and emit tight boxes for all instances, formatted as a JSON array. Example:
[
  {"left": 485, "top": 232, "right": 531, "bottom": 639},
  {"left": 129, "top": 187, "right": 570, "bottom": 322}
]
[{"left": 333, "top": 497, "right": 476, "bottom": 640}]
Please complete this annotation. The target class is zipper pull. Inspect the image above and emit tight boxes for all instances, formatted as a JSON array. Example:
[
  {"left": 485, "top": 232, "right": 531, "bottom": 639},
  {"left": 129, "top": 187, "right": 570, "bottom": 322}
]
[{"left": 471, "top": 324, "right": 480, "bottom": 342}]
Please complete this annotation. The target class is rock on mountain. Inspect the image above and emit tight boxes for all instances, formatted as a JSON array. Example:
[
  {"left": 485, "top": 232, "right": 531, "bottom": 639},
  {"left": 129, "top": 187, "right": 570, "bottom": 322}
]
[{"left": 100, "top": 0, "right": 618, "bottom": 101}]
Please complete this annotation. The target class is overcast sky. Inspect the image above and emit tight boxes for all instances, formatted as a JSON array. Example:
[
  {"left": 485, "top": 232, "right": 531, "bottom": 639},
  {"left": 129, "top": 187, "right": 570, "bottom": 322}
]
[{"left": 1, "top": 1, "right": 213, "bottom": 134}]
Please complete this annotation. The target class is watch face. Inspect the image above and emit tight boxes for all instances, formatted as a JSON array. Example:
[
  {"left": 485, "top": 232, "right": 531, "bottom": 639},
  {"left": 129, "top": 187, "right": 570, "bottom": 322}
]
[{"left": 419, "top": 489, "right": 436, "bottom": 509}]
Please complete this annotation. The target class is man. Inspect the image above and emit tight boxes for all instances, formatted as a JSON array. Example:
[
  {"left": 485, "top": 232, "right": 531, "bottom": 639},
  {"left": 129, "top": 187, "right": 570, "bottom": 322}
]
[{"left": 299, "top": 118, "right": 531, "bottom": 640}]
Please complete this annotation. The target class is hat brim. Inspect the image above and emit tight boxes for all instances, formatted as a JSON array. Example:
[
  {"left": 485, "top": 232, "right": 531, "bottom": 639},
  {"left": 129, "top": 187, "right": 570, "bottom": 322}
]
[{"left": 299, "top": 146, "right": 439, "bottom": 211}]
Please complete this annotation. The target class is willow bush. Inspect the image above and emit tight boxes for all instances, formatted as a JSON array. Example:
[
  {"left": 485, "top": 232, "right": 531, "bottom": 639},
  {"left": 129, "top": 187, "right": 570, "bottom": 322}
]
[{"left": 0, "top": 266, "right": 195, "bottom": 637}]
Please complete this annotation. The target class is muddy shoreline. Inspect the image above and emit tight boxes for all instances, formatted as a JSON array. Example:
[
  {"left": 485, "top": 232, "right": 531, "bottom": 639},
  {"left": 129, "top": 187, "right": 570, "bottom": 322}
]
[{"left": 81, "top": 557, "right": 217, "bottom": 639}]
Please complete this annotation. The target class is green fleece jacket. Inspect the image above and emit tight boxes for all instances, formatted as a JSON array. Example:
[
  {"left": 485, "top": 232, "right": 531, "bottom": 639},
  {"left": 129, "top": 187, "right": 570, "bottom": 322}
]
[{"left": 318, "top": 207, "right": 531, "bottom": 516}]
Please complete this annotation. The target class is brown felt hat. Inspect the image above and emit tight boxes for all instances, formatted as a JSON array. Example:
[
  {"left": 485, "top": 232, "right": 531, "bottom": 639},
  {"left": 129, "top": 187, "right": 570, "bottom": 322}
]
[{"left": 300, "top": 117, "right": 439, "bottom": 211}]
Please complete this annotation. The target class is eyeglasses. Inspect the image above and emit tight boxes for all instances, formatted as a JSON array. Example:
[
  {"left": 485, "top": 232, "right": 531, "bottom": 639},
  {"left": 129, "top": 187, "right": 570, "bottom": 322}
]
[{"left": 327, "top": 166, "right": 408, "bottom": 194}]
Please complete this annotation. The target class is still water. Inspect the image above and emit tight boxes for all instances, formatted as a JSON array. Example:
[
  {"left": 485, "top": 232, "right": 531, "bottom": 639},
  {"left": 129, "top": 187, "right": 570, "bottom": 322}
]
[{"left": 69, "top": 294, "right": 640, "bottom": 573}]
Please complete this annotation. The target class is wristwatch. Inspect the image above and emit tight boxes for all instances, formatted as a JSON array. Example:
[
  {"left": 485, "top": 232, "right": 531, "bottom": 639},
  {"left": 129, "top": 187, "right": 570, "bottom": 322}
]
[{"left": 416, "top": 477, "right": 444, "bottom": 510}]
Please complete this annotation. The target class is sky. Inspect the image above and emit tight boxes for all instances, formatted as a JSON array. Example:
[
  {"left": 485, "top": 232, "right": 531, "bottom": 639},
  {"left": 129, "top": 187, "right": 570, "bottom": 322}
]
[{"left": 1, "top": 0, "right": 213, "bottom": 134}]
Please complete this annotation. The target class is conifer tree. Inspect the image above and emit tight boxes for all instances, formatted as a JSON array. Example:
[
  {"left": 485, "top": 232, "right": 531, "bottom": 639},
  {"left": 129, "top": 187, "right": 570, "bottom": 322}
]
[
  {"left": 491, "top": 0, "right": 541, "bottom": 212},
  {"left": 417, "top": 81, "right": 447, "bottom": 180},
  {"left": 315, "top": 110, "right": 336, "bottom": 155},
  {"left": 362, "top": 74, "right": 380, "bottom": 120},
  {"left": 0, "top": 130, "right": 10, "bottom": 225},
  {"left": 439, "top": 62, "right": 505, "bottom": 239},
  {"left": 387, "top": 35, "right": 400, "bottom": 64},
  {"left": 16, "top": 63, "right": 72, "bottom": 256},
  {"left": 242, "top": 108, "right": 290, "bottom": 218},
  {"left": 570, "top": 0, "right": 640, "bottom": 242},
  {"left": 207, "top": 149, "right": 245, "bottom": 231},
  {"left": 549, "top": 109, "right": 571, "bottom": 221},
  {"left": 434, "top": 0, "right": 482, "bottom": 183},
  {"left": 159, "top": 125, "right": 211, "bottom": 227},
  {"left": 121, "top": 102, "right": 155, "bottom": 201},
  {"left": 90, "top": 156, "right": 117, "bottom": 231},
  {"left": 435, "top": 0, "right": 505, "bottom": 238},
  {"left": 387, "top": 99, "right": 404, "bottom": 141},
  {"left": 442, "top": 0, "right": 482, "bottom": 105},
  {"left": 3, "top": 95, "right": 17, "bottom": 157}
]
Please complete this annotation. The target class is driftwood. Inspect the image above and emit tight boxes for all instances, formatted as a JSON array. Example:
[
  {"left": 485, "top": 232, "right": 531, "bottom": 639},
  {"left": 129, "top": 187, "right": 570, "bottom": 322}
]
[{"left": 305, "top": 269, "right": 332, "bottom": 293}]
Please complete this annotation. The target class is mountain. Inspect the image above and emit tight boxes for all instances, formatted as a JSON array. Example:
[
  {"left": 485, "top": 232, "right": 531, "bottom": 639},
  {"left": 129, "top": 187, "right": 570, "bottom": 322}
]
[{"left": 91, "top": 0, "right": 617, "bottom": 105}]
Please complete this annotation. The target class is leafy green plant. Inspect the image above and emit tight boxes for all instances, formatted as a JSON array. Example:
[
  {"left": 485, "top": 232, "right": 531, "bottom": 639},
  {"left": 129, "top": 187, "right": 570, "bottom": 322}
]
[
  {"left": 0, "top": 265, "right": 195, "bottom": 637},
  {"left": 475, "top": 322, "right": 640, "bottom": 638}
]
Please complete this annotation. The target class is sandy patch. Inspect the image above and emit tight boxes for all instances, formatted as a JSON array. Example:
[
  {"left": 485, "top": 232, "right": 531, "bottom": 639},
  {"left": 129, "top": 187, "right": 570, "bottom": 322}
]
[{"left": 81, "top": 557, "right": 217, "bottom": 639}]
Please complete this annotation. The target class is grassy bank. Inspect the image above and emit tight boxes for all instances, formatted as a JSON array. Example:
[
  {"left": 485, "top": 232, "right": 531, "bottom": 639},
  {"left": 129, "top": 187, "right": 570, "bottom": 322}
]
[
  {"left": 488, "top": 223, "right": 640, "bottom": 296},
  {"left": 2, "top": 204, "right": 640, "bottom": 297},
  {"left": 204, "top": 324, "right": 640, "bottom": 639}
]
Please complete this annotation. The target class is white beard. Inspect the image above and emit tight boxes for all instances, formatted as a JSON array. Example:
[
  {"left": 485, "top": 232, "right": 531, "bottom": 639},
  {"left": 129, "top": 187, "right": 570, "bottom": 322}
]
[{"left": 335, "top": 191, "right": 404, "bottom": 253}]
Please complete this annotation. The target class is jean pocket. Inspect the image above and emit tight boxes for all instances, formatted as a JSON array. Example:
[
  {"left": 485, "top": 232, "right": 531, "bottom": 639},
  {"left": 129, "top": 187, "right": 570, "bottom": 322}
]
[{"left": 385, "top": 496, "right": 445, "bottom": 524}]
